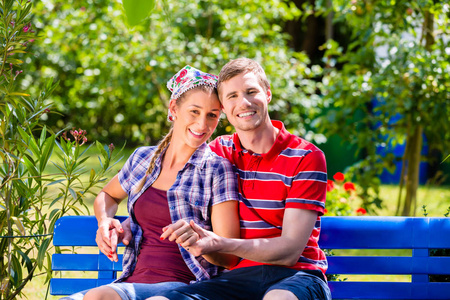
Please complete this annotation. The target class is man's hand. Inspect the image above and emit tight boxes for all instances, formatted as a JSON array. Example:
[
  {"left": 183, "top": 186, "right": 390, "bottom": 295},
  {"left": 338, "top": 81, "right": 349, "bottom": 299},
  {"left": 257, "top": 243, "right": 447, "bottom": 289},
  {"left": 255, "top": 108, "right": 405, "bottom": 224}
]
[
  {"left": 96, "top": 217, "right": 132, "bottom": 262},
  {"left": 161, "top": 220, "right": 221, "bottom": 256}
]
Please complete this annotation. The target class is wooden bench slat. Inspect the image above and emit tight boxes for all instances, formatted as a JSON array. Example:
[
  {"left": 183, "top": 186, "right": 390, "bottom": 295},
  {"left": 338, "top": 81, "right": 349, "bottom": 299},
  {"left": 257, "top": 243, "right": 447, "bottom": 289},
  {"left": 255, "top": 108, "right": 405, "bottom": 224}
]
[
  {"left": 53, "top": 216, "right": 126, "bottom": 246},
  {"left": 327, "top": 256, "right": 450, "bottom": 275},
  {"left": 320, "top": 217, "right": 450, "bottom": 249},
  {"left": 52, "top": 254, "right": 123, "bottom": 271},
  {"left": 50, "top": 278, "right": 115, "bottom": 296},
  {"left": 329, "top": 281, "right": 450, "bottom": 300}
]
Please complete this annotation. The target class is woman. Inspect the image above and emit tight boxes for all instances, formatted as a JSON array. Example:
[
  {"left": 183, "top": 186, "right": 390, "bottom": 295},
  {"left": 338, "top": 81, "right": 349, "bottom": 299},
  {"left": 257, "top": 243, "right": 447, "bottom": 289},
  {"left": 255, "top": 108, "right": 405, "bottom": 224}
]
[{"left": 63, "top": 66, "right": 240, "bottom": 300}]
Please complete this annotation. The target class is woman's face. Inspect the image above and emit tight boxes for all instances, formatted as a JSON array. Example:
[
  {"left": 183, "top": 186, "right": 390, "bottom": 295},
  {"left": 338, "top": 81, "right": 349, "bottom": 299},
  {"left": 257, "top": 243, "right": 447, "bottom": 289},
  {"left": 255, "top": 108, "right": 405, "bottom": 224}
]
[{"left": 170, "top": 89, "right": 221, "bottom": 150}]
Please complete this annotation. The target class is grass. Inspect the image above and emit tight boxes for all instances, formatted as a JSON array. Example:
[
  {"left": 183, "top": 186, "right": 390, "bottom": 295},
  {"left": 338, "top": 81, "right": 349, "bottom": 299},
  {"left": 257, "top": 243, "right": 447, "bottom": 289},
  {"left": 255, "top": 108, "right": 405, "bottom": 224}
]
[{"left": 13, "top": 148, "right": 450, "bottom": 299}]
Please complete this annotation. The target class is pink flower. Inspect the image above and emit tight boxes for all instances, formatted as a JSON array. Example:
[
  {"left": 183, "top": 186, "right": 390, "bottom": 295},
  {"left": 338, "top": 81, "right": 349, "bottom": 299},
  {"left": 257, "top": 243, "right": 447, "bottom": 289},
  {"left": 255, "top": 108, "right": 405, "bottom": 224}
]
[
  {"left": 23, "top": 23, "right": 31, "bottom": 33},
  {"left": 333, "top": 172, "right": 345, "bottom": 182},
  {"left": 344, "top": 182, "right": 356, "bottom": 192},
  {"left": 356, "top": 207, "right": 367, "bottom": 215},
  {"left": 326, "top": 180, "right": 335, "bottom": 192}
]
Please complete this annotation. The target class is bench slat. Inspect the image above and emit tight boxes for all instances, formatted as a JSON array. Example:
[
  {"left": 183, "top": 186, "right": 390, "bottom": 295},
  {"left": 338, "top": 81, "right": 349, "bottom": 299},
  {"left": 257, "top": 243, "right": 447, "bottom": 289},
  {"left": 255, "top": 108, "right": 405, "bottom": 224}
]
[
  {"left": 52, "top": 254, "right": 123, "bottom": 271},
  {"left": 50, "top": 278, "right": 115, "bottom": 296},
  {"left": 327, "top": 256, "right": 450, "bottom": 275},
  {"left": 53, "top": 216, "right": 127, "bottom": 246},
  {"left": 329, "top": 281, "right": 450, "bottom": 300},
  {"left": 320, "top": 217, "right": 450, "bottom": 249}
]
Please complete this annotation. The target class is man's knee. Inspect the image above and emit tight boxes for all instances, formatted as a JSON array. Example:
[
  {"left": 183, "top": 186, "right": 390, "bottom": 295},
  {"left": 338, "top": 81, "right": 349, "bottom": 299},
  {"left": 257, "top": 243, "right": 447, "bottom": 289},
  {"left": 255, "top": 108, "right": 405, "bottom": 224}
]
[{"left": 263, "top": 289, "right": 298, "bottom": 300}]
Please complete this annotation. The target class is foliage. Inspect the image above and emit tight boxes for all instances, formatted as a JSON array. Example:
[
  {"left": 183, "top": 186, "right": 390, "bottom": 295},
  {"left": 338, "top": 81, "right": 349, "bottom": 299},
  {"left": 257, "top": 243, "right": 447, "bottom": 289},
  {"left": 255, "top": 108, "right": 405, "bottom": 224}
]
[
  {"left": 25, "top": 0, "right": 323, "bottom": 147},
  {"left": 325, "top": 172, "right": 370, "bottom": 216},
  {"left": 313, "top": 0, "right": 450, "bottom": 215},
  {"left": 0, "top": 1, "right": 122, "bottom": 298},
  {"left": 122, "top": 0, "right": 156, "bottom": 27}
]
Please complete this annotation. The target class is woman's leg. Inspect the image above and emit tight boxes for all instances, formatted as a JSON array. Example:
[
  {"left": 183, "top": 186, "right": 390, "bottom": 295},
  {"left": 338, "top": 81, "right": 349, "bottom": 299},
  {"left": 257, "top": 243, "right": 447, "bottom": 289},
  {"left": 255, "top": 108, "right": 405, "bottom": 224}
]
[{"left": 83, "top": 286, "right": 123, "bottom": 300}]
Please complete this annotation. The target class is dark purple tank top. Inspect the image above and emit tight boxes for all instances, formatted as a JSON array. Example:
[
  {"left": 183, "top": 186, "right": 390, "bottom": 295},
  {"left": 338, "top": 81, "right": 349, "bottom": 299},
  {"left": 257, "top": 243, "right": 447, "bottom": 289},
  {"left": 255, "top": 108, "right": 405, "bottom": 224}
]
[{"left": 124, "top": 186, "right": 195, "bottom": 284}]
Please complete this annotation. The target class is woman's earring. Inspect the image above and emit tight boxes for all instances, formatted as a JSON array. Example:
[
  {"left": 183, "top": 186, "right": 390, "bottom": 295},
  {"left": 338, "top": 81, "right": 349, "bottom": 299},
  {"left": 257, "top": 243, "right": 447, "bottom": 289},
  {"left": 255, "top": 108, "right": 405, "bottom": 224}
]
[{"left": 172, "top": 116, "right": 177, "bottom": 121}]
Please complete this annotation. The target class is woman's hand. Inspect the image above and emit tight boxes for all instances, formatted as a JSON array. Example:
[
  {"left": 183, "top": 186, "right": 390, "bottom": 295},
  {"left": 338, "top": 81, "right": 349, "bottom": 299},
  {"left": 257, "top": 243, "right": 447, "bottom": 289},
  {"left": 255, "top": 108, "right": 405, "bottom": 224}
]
[
  {"left": 96, "top": 217, "right": 132, "bottom": 262},
  {"left": 160, "top": 219, "right": 200, "bottom": 250}
]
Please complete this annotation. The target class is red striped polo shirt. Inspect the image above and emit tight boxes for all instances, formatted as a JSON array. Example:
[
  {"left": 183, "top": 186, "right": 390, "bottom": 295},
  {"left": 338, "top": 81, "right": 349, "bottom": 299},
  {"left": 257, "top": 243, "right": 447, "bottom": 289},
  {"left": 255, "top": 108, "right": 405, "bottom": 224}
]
[{"left": 209, "top": 120, "right": 328, "bottom": 276}]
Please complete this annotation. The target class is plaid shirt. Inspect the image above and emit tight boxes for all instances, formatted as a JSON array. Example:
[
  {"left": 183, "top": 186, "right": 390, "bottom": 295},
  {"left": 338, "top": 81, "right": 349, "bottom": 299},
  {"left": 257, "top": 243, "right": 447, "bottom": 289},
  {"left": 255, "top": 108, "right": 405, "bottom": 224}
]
[{"left": 116, "top": 143, "right": 239, "bottom": 282}]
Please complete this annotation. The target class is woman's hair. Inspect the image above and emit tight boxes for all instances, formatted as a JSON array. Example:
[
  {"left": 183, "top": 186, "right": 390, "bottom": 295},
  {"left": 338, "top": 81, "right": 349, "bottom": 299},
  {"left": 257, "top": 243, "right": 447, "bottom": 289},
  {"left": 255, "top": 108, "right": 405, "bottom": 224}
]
[
  {"left": 217, "top": 58, "right": 270, "bottom": 96},
  {"left": 133, "top": 85, "right": 218, "bottom": 193}
]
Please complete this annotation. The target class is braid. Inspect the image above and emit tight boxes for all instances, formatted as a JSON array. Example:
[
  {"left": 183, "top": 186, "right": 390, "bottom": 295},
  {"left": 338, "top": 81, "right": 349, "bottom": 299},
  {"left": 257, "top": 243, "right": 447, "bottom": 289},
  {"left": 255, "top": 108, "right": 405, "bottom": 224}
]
[{"left": 133, "top": 127, "right": 174, "bottom": 193}]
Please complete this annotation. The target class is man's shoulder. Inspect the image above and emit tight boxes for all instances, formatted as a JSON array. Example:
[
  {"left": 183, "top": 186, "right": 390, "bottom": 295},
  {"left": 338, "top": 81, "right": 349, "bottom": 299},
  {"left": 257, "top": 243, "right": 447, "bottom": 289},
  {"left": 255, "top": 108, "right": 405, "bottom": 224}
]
[
  {"left": 209, "top": 135, "right": 235, "bottom": 152},
  {"left": 282, "top": 133, "right": 324, "bottom": 155}
]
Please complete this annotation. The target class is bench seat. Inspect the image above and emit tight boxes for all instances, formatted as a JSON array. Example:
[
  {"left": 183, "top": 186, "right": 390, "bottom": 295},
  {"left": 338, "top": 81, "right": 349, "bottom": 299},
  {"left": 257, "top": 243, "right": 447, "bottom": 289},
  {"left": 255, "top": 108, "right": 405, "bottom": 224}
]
[{"left": 50, "top": 216, "right": 450, "bottom": 299}]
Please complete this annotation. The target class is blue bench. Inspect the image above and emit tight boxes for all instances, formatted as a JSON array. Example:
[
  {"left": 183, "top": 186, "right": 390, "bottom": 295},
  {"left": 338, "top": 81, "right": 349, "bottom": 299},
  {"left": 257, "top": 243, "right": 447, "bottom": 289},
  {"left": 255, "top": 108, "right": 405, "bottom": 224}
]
[{"left": 50, "top": 216, "right": 450, "bottom": 299}]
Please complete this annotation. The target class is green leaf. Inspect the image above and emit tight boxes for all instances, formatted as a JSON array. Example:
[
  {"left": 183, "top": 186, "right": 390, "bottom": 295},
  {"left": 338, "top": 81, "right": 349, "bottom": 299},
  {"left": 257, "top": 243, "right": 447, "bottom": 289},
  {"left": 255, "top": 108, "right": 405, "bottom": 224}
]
[
  {"left": 122, "top": 0, "right": 156, "bottom": 27},
  {"left": 96, "top": 141, "right": 108, "bottom": 161},
  {"left": 39, "top": 126, "right": 47, "bottom": 147},
  {"left": 68, "top": 187, "right": 77, "bottom": 200},
  {"left": 22, "top": 154, "right": 39, "bottom": 178},
  {"left": 17, "top": 249, "right": 33, "bottom": 274},
  {"left": 39, "top": 134, "right": 55, "bottom": 173},
  {"left": 37, "top": 237, "right": 51, "bottom": 270},
  {"left": 11, "top": 254, "right": 22, "bottom": 285},
  {"left": 7, "top": 92, "right": 30, "bottom": 96},
  {"left": 90, "top": 168, "right": 96, "bottom": 182},
  {"left": 11, "top": 216, "right": 25, "bottom": 235}
]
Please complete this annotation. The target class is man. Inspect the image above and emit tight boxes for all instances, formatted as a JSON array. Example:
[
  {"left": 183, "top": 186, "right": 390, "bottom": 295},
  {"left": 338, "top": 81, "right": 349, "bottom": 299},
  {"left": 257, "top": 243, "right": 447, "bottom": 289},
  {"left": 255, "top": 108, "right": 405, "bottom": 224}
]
[
  {"left": 100, "top": 58, "right": 331, "bottom": 300},
  {"left": 151, "top": 58, "right": 331, "bottom": 300}
]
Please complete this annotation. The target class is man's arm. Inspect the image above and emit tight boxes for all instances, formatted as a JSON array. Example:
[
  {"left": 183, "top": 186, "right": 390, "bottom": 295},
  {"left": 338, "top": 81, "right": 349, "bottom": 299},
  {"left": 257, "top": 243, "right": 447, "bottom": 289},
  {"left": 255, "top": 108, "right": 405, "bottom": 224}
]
[
  {"left": 185, "top": 208, "right": 318, "bottom": 266},
  {"left": 161, "top": 200, "right": 241, "bottom": 269}
]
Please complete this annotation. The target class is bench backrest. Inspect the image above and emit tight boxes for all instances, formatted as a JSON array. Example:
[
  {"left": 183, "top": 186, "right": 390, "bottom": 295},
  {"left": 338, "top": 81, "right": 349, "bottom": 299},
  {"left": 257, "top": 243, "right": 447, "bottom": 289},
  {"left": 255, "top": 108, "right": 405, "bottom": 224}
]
[
  {"left": 322, "top": 216, "right": 450, "bottom": 299},
  {"left": 50, "top": 216, "right": 450, "bottom": 299},
  {"left": 50, "top": 216, "right": 126, "bottom": 295}
]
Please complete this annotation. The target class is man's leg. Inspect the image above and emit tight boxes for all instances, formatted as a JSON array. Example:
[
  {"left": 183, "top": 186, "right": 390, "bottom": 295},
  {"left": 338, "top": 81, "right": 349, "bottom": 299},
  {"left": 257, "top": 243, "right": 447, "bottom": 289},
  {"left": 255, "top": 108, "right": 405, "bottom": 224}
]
[
  {"left": 150, "top": 266, "right": 268, "bottom": 300},
  {"left": 263, "top": 270, "right": 331, "bottom": 300}
]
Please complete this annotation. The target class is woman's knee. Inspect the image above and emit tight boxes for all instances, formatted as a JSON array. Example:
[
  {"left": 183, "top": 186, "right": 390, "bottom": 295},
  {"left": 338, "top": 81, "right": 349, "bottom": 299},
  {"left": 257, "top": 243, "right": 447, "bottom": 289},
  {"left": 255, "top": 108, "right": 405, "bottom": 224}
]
[{"left": 83, "top": 286, "right": 122, "bottom": 300}]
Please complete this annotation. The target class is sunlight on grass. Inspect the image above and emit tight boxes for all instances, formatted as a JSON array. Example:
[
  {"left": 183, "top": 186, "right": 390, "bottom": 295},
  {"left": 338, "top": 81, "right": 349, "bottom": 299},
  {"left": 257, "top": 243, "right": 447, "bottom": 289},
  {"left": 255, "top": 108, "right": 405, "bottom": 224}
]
[{"left": 377, "top": 184, "right": 450, "bottom": 217}]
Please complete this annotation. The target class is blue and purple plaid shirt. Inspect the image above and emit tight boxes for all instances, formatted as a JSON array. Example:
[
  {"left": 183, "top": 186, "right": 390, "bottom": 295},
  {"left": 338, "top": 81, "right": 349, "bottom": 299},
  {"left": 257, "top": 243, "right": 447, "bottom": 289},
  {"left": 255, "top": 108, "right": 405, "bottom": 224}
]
[{"left": 116, "top": 143, "right": 239, "bottom": 282}]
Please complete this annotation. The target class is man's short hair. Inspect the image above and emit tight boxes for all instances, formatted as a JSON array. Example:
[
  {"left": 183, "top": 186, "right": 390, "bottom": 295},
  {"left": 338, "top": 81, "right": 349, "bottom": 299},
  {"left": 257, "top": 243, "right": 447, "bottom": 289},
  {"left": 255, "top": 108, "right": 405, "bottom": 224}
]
[{"left": 217, "top": 58, "right": 270, "bottom": 97}]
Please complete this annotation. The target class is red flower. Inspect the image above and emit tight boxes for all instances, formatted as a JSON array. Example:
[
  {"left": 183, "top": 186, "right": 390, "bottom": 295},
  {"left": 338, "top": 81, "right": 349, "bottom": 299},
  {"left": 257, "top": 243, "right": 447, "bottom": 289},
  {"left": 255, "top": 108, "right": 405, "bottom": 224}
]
[
  {"left": 356, "top": 207, "right": 367, "bottom": 215},
  {"left": 175, "top": 69, "right": 188, "bottom": 83},
  {"left": 343, "top": 182, "right": 356, "bottom": 192},
  {"left": 324, "top": 208, "right": 328, "bottom": 214},
  {"left": 333, "top": 172, "right": 345, "bottom": 182},
  {"left": 326, "top": 180, "right": 335, "bottom": 192}
]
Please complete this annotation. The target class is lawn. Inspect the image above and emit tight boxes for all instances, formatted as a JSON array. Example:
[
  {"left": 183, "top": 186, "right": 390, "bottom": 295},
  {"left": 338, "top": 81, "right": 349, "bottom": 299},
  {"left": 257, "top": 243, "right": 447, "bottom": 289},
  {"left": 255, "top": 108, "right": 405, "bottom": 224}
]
[{"left": 14, "top": 148, "right": 450, "bottom": 299}]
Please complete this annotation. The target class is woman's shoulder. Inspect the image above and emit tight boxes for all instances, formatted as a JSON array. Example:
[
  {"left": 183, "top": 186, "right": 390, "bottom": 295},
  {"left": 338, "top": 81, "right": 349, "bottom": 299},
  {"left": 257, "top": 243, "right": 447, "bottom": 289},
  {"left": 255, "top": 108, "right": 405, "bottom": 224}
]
[
  {"left": 127, "top": 146, "right": 158, "bottom": 162},
  {"left": 203, "top": 146, "right": 234, "bottom": 169}
]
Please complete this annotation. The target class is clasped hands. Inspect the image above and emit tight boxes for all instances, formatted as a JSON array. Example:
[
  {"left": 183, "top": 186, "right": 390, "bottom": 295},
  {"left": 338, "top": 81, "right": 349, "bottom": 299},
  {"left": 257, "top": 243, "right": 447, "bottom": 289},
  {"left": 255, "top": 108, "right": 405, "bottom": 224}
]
[{"left": 96, "top": 218, "right": 219, "bottom": 262}]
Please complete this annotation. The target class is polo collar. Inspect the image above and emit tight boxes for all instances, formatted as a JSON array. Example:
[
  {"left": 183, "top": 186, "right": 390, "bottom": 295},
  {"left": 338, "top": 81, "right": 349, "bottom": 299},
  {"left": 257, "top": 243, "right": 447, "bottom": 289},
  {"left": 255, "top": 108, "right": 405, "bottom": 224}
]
[{"left": 232, "top": 120, "right": 291, "bottom": 160}]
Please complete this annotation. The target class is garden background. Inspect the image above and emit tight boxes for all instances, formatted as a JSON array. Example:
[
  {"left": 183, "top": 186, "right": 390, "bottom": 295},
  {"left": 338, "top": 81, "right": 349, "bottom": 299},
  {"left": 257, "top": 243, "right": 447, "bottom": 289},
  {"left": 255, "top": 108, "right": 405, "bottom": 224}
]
[{"left": 0, "top": 0, "right": 449, "bottom": 299}]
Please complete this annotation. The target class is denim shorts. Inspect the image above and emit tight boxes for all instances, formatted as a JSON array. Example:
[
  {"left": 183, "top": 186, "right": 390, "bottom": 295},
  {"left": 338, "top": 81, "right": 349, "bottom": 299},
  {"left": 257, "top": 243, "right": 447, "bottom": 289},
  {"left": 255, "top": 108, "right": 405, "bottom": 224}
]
[
  {"left": 60, "top": 281, "right": 188, "bottom": 300},
  {"left": 157, "top": 265, "right": 332, "bottom": 300}
]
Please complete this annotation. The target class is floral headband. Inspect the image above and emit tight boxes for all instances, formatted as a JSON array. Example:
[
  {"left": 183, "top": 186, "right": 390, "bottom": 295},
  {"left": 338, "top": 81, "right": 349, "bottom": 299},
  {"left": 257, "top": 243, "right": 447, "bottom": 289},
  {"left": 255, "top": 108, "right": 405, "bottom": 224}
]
[{"left": 166, "top": 65, "right": 218, "bottom": 122}]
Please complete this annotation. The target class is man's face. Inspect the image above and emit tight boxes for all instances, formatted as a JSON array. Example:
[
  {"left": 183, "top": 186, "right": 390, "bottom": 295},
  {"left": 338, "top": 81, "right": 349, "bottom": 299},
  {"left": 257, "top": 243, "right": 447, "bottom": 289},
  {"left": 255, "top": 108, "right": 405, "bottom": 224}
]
[{"left": 219, "top": 72, "right": 271, "bottom": 133}]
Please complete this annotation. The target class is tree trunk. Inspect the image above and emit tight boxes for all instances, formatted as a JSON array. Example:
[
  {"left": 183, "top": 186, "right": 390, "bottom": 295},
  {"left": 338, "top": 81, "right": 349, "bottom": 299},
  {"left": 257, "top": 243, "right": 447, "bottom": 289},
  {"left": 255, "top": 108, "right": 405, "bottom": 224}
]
[
  {"left": 400, "top": 125, "right": 423, "bottom": 216},
  {"left": 397, "top": 8, "right": 434, "bottom": 216}
]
